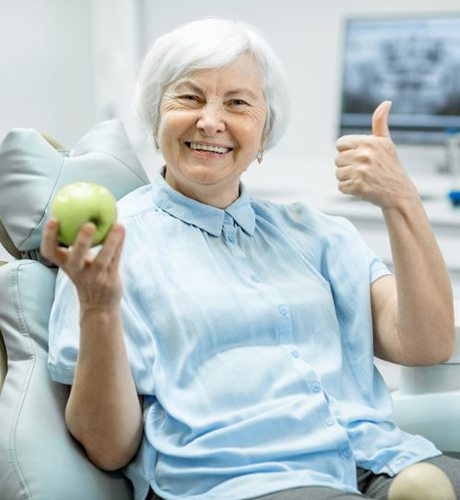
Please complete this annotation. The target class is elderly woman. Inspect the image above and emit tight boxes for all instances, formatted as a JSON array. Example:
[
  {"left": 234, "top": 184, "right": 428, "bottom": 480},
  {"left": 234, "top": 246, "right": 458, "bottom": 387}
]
[{"left": 41, "top": 18, "right": 459, "bottom": 500}]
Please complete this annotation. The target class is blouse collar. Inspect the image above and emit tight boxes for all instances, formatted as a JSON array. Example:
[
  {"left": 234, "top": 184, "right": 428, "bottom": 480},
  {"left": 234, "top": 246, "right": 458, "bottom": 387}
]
[{"left": 151, "top": 169, "right": 256, "bottom": 237}]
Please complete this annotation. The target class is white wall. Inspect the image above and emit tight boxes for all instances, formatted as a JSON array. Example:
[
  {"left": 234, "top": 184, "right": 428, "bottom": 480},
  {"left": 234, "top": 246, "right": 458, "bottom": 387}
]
[{"left": 0, "top": 0, "right": 96, "bottom": 147}]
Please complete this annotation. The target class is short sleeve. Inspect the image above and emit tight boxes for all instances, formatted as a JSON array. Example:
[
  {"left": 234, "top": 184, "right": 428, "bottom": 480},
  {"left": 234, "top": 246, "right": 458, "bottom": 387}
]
[
  {"left": 365, "top": 241, "right": 392, "bottom": 285},
  {"left": 324, "top": 215, "right": 392, "bottom": 287},
  {"left": 47, "top": 270, "right": 81, "bottom": 385},
  {"left": 48, "top": 267, "right": 156, "bottom": 396},
  {"left": 320, "top": 214, "right": 392, "bottom": 390}
]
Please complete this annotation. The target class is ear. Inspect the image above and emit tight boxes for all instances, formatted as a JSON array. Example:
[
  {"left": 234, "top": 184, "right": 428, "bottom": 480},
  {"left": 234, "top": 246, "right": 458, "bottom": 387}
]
[
  {"left": 260, "top": 107, "right": 273, "bottom": 152},
  {"left": 153, "top": 120, "right": 161, "bottom": 151},
  {"left": 259, "top": 128, "right": 268, "bottom": 153}
]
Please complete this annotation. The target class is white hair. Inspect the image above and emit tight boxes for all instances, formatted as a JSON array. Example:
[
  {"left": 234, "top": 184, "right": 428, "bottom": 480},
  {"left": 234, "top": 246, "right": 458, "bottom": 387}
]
[{"left": 133, "top": 18, "right": 290, "bottom": 150}]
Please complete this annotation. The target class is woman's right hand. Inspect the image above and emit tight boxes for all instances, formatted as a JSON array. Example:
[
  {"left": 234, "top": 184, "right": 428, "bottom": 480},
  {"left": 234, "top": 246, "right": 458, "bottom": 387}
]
[
  {"left": 42, "top": 218, "right": 143, "bottom": 470},
  {"left": 40, "top": 217, "right": 125, "bottom": 310}
]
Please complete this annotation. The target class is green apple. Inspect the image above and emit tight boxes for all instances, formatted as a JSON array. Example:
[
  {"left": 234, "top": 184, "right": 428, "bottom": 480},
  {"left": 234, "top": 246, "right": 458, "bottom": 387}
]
[{"left": 51, "top": 182, "right": 117, "bottom": 247}]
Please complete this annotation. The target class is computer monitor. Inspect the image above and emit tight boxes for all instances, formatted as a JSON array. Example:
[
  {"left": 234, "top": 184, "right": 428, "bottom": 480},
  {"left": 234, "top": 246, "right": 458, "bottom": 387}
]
[{"left": 338, "top": 14, "right": 460, "bottom": 145}]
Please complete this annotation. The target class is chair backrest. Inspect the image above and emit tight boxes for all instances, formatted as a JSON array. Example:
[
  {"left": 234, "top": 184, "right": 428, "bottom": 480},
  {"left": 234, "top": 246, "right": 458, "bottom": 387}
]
[
  {"left": 0, "top": 260, "right": 134, "bottom": 500},
  {"left": 0, "top": 120, "right": 150, "bottom": 500}
]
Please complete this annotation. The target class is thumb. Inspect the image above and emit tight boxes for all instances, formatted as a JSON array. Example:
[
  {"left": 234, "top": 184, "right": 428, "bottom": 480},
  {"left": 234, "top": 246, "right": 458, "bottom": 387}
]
[{"left": 372, "top": 100, "right": 392, "bottom": 138}]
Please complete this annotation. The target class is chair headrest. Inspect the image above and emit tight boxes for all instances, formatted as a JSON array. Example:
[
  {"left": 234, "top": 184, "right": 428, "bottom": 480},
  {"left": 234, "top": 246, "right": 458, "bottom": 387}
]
[{"left": 0, "top": 119, "right": 150, "bottom": 258}]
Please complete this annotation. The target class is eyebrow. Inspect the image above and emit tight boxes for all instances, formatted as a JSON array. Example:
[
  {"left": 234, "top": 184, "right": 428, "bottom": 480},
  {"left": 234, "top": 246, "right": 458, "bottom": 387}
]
[{"left": 172, "top": 79, "right": 261, "bottom": 101}]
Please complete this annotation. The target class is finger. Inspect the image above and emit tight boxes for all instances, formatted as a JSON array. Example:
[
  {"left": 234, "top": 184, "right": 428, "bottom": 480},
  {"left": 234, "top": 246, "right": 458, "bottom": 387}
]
[
  {"left": 108, "top": 225, "right": 125, "bottom": 274},
  {"left": 336, "top": 135, "right": 368, "bottom": 152},
  {"left": 335, "top": 150, "right": 358, "bottom": 168},
  {"left": 40, "top": 217, "right": 69, "bottom": 264},
  {"left": 94, "top": 223, "right": 125, "bottom": 271},
  {"left": 69, "top": 223, "right": 96, "bottom": 270},
  {"left": 335, "top": 165, "right": 354, "bottom": 181},
  {"left": 372, "top": 100, "right": 392, "bottom": 138},
  {"left": 337, "top": 178, "right": 357, "bottom": 197}
]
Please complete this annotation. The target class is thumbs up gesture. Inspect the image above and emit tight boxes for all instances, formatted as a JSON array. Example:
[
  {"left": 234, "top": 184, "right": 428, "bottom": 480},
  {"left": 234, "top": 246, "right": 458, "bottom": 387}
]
[{"left": 335, "top": 101, "right": 418, "bottom": 209}]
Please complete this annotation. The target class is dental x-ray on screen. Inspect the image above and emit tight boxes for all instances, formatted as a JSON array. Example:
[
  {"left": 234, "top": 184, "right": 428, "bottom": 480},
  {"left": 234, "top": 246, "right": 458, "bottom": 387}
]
[{"left": 339, "top": 15, "right": 460, "bottom": 145}]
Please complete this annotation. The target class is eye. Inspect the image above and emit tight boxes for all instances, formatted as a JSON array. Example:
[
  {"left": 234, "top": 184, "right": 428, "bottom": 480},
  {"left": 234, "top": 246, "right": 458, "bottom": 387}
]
[
  {"left": 175, "top": 94, "right": 203, "bottom": 107},
  {"left": 229, "top": 99, "right": 249, "bottom": 107},
  {"left": 179, "top": 94, "right": 200, "bottom": 102}
]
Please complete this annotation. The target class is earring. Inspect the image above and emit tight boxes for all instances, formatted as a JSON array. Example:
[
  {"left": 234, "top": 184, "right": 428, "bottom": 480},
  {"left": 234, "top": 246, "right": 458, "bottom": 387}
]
[{"left": 256, "top": 150, "right": 264, "bottom": 164}]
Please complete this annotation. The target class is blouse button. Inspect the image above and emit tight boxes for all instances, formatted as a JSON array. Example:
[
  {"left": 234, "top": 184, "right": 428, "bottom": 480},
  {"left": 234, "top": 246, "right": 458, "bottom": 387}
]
[
  {"left": 311, "top": 381, "right": 322, "bottom": 393},
  {"left": 278, "top": 305, "right": 288, "bottom": 316}
]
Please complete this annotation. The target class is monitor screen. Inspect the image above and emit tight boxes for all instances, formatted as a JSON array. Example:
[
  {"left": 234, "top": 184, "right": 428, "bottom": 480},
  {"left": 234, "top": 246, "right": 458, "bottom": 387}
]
[{"left": 338, "top": 14, "right": 460, "bottom": 144}]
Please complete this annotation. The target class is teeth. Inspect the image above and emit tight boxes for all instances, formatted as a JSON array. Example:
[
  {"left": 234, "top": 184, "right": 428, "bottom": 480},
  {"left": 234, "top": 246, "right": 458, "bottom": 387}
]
[{"left": 188, "top": 142, "right": 232, "bottom": 154}]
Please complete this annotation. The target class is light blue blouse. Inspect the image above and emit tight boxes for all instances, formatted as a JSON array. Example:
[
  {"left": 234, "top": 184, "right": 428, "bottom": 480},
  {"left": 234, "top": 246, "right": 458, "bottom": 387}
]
[{"left": 48, "top": 171, "right": 440, "bottom": 500}]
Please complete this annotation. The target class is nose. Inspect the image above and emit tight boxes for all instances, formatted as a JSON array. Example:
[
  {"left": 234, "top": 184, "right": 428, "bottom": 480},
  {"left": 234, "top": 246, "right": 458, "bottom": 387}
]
[{"left": 196, "top": 103, "right": 226, "bottom": 136}]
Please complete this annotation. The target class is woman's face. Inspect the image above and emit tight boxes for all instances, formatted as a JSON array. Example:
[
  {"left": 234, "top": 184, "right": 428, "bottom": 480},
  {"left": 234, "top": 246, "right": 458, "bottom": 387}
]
[{"left": 157, "top": 53, "right": 267, "bottom": 207}]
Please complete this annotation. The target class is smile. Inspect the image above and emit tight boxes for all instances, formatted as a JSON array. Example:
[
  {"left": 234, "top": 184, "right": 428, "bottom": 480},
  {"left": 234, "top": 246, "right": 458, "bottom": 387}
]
[{"left": 185, "top": 142, "right": 233, "bottom": 154}]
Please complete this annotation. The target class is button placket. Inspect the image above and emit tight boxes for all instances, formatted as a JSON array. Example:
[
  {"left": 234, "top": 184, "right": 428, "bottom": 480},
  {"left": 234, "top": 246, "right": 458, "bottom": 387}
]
[
  {"left": 277, "top": 304, "right": 292, "bottom": 344},
  {"left": 223, "top": 213, "right": 237, "bottom": 244},
  {"left": 224, "top": 228, "right": 236, "bottom": 244}
]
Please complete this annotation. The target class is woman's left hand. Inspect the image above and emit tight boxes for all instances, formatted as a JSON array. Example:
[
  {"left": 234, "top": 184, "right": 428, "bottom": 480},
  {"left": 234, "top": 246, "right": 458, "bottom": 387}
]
[
  {"left": 335, "top": 101, "right": 419, "bottom": 210},
  {"left": 336, "top": 101, "right": 455, "bottom": 366}
]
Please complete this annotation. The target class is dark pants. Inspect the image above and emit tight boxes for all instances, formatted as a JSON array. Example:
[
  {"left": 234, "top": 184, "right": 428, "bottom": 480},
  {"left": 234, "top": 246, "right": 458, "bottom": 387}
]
[
  {"left": 149, "top": 454, "right": 460, "bottom": 499},
  {"left": 254, "top": 454, "right": 460, "bottom": 499}
]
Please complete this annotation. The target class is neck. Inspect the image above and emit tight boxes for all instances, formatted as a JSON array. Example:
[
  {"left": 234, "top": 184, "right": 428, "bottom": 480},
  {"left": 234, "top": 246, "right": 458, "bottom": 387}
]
[{"left": 163, "top": 168, "right": 240, "bottom": 208}]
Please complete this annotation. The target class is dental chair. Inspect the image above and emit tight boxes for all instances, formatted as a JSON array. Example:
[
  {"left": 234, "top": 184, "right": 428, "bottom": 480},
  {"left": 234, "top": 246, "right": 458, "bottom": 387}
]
[{"left": 0, "top": 120, "right": 149, "bottom": 500}]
